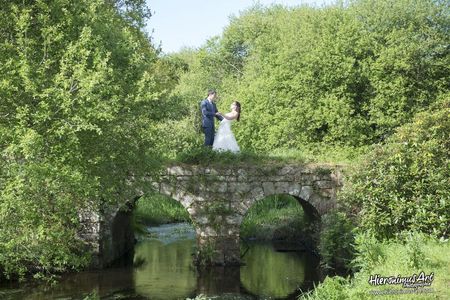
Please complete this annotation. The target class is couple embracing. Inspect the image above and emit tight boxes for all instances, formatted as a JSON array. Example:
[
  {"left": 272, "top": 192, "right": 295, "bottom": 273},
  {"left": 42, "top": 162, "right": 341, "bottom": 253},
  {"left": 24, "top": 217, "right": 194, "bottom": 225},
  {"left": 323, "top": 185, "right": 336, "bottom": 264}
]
[{"left": 200, "top": 89, "right": 241, "bottom": 153}]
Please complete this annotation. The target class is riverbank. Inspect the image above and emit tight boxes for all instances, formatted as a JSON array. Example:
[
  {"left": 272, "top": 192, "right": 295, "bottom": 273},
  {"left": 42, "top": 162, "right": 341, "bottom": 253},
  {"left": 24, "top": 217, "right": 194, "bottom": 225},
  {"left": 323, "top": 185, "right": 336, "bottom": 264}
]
[{"left": 301, "top": 232, "right": 450, "bottom": 300}]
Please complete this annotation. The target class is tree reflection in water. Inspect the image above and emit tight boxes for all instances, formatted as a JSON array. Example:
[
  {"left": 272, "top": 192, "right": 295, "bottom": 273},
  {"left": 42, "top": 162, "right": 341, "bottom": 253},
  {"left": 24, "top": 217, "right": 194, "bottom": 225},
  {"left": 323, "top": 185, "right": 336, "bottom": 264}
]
[{"left": 241, "top": 243, "right": 316, "bottom": 299}]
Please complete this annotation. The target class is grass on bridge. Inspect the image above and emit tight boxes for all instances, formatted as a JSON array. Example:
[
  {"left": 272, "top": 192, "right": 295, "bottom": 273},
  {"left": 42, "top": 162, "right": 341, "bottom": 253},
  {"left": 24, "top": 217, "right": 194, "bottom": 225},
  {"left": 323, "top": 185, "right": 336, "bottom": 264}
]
[{"left": 172, "top": 146, "right": 362, "bottom": 167}]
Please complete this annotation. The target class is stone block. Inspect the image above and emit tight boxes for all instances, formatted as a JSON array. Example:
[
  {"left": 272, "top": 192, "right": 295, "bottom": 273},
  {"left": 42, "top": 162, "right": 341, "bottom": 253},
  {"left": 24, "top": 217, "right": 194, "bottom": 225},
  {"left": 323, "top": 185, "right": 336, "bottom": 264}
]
[
  {"left": 302, "top": 174, "right": 315, "bottom": 185},
  {"left": 150, "top": 181, "right": 159, "bottom": 192},
  {"left": 187, "top": 207, "right": 199, "bottom": 216},
  {"left": 160, "top": 182, "right": 174, "bottom": 196},
  {"left": 176, "top": 175, "right": 191, "bottom": 182},
  {"left": 237, "top": 169, "right": 248, "bottom": 181},
  {"left": 315, "top": 180, "right": 333, "bottom": 189},
  {"left": 288, "top": 183, "right": 301, "bottom": 196},
  {"left": 268, "top": 176, "right": 288, "bottom": 182},
  {"left": 250, "top": 186, "right": 264, "bottom": 201},
  {"left": 210, "top": 182, "right": 227, "bottom": 193},
  {"left": 262, "top": 182, "right": 275, "bottom": 195},
  {"left": 204, "top": 167, "right": 220, "bottom": 175},
  {"left": 225, "top": 214, "right": 243, "bottom": 225},
  {"left": 226, "top": 176, "right": 238, "bottom": 182},
  {"left": 220, "top": 168, "right": 232, "bottom": 176},
  {"left": 180, "top": 194, "right": 195, "bottom": 208},
  {"left": 228, "top": 182, "right": 250, "bottom": 193},
  {"left": 203, "top": 226, "right": 218, "bottom": 237},
  {"left": 278, "top": 166, "right": 294, "bottom": 176},
  {"left": 312, "top": 196, "right": 335, "bottom": 215},
  {"left": 172, "top": 188, "right": 185, "bottom": 201},
  {"left": 319, "top": 188, "right": 335, "bottom": 198},
  {"left": 292, "top": 170, "right": 303, "bottom": 181},
  {"left": 195, "top": 216, "right": 209, "bottom": 225},
  {"left": 195, "top": 194, "right": 207, "bottom": 202},
  {"left": 331, "top": 170, "right": 344, "bottom": 187},
  {"left": 299, "top": 186, "right": 313, "bottom": 201},
  {"left": 168, "top": 166, "right": 191, "bottom": 176},
  {"left": 186, "top": 166, "right": 199, "bottom": 175},
  {"left": 300, "top": 168, "right": 313, "bottom": 174},
  {"left": 227, "top": 201, "right": 244, "bottom": 215},
  {"left": 274, "top": 181, "right": 290, "bottom": 194}
]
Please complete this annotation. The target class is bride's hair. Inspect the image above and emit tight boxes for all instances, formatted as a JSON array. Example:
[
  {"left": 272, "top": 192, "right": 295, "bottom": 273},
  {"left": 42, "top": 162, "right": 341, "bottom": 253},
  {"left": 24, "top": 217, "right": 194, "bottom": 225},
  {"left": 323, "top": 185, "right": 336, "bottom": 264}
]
[{"left": 233, "top": 101, "right": 241, "bottom": 121}]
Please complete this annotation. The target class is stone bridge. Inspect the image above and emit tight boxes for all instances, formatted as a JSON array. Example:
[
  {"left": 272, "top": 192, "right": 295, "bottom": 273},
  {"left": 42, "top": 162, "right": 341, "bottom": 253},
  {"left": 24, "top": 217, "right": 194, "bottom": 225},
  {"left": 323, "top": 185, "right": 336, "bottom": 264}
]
[{"left": 81, "top": 163, "right": 344, "bottom": 267}]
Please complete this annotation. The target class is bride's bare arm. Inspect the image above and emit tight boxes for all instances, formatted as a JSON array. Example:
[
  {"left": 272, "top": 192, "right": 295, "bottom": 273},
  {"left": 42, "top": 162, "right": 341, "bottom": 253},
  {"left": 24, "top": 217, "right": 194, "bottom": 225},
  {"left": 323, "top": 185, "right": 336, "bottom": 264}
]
[{"left": 221, "top": 111, "right": 238, "bottom": 120}]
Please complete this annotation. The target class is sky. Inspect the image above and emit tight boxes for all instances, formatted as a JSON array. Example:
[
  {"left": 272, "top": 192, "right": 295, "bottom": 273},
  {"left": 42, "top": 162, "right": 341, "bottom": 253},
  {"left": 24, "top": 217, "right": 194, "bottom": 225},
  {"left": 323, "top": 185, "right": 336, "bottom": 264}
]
[{"left": 145, "top": 0, "right": 334, "bottom": 54}]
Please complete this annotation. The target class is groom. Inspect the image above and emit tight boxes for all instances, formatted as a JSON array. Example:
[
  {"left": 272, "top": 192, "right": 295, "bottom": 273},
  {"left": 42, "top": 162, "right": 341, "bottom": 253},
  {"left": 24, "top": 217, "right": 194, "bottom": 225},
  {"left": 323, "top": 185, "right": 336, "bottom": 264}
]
[{"left": 201, "top": 89, "right": 223, "bottom": 147}]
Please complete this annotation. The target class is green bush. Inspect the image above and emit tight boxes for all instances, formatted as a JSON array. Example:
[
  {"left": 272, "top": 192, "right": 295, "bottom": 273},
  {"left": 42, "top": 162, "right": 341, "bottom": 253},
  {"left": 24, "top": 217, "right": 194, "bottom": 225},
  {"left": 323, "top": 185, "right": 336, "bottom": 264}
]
[
  {"left": 319, "top": 212, "right": 355, "bottom": 272},
  {"left": 340, "top": 98, "right": 450, "bottom": 239},
  {"left": 351, "top": 232, "right": 386, "bottom": 273}
]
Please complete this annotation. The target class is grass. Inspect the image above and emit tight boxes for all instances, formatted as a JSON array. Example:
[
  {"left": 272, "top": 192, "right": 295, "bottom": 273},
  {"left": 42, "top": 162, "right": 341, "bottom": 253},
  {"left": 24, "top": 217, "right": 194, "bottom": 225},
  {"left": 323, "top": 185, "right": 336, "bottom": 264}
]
[
  {"left": 172, "top": 145, "right": 365, "bottom": 167},
  {"left": 133, "top": 194, "right": 191, "bottom": 226},
  {"left": 240, "top": 195, "right": 308, "bottom": 241},
  {"left": 300, "top": 233, "right": 450, "bottom": 300},
  {"left": 175, "top": 147, "right": 291, "bottom": 166}
]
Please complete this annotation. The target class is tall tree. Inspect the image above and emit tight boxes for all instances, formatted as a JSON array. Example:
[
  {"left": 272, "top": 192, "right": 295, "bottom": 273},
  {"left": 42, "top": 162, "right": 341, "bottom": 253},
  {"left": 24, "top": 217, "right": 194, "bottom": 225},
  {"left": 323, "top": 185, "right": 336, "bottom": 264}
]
[{"left": 0, "top": 0, "right": 168, "bottom": 278}]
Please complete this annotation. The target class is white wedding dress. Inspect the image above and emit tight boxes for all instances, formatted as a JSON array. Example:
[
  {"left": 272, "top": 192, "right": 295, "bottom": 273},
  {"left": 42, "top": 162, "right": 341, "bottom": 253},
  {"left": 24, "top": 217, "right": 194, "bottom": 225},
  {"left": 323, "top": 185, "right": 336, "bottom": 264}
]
[{"left": 213, "top": 119, "right": 240, "bottom": 153}]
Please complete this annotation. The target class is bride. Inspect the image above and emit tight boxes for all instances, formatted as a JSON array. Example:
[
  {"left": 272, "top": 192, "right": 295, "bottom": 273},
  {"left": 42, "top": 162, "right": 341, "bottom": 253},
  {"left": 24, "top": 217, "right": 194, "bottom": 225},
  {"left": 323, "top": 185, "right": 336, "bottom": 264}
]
[{"left": 213, "top": 101, "right": 241, "bottom": 153}]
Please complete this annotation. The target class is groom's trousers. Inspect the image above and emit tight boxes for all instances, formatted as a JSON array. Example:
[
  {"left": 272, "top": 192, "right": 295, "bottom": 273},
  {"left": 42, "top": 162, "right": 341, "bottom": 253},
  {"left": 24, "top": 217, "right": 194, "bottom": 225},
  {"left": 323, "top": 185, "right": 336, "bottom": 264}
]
[{"left": 203, "top": 126, "right": 214, "bottom": 146}]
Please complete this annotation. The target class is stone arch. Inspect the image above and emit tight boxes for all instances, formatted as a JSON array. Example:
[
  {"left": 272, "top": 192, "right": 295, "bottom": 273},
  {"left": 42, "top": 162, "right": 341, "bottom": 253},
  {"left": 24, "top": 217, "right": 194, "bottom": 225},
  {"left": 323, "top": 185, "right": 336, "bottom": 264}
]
[
  {"left": 247, "top": 193, "right": 321, "bottom": 223},
  {"left": 102, "top": 191, "right": 198, "bottom": 267},
  {"left": 129, "top": 191, "right": 198, "bottom": 227},
  {"left": 236, "top": 181, "right": 329, "bottom": 221},
  {"left": 240, "top": 192, "right": 321, "bottom": 248}
]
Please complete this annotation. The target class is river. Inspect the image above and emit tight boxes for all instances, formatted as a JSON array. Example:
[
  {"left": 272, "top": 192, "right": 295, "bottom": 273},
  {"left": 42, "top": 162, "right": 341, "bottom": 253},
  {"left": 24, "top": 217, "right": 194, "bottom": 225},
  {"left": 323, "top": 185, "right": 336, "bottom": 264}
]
[{"left": 0, "top": 223, "right": 321, "bottom": 299}]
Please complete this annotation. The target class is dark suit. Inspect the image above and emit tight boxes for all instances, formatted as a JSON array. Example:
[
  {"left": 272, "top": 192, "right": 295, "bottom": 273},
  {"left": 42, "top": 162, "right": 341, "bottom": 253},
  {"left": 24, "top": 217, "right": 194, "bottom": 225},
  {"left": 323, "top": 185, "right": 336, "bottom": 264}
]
[{"left": 200, "top": 99, "right": 223, "bottom": 146}]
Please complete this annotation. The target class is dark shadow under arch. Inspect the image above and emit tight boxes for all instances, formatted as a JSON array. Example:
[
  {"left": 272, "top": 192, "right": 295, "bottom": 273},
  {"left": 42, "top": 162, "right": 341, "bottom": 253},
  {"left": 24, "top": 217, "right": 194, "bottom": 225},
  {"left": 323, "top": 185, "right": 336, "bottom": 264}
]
[{"left": 292, "top": 195, "right": 321, "bottom": 224}]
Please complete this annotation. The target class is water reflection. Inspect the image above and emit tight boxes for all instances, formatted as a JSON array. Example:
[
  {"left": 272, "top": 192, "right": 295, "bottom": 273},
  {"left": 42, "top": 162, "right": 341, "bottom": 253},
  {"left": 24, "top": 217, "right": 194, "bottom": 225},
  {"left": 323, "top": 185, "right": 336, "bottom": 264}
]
[
  {"left": 0, "top": 223, "right": 319, "bottom": 300},
  {"left": 240, "top": 243, "right": 313, "bottom": 299},
  {"left": 0, "top": 267, "right": 136, "bottom": 300},
  {"left": 133, "top": 239, "right": 197, "bottom": 300},
  {"left": 197, "top": 266, "right": 241, "bottom": 296}
]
